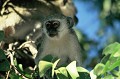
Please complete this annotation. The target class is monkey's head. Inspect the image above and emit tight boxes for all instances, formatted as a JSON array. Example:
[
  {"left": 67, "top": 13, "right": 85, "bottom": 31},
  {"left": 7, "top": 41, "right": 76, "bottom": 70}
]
[{"left": 42, "top": 14, "right": 74, "bottom": 39}]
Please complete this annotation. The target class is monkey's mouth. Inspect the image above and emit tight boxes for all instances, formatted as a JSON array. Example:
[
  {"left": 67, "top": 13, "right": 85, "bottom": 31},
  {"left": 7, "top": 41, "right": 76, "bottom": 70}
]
[{"left": 47, "top": 30, "right": 58, "bottom": 37}]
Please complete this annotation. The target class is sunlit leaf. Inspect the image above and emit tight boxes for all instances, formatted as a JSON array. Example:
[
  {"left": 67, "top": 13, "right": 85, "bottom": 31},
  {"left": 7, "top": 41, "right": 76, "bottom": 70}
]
[
  {"left": 117, "top": 76, "right": 120, "bottom": 79},
  {"left": 102, "top": 42, "right": 120, "bottom": 55},
  {"left": 24, "top": 67, "right": 34, "bottom": 78},
  {"left": 66, "top": 61, "right": 79, "bottom": 79},
  {"left": 93, "top": 63, "right": 105, "bottom": 76},
  {"left": 52, "top": 59, "right": 60, "bottom": 77},
  {"left": 101, "top": 74, "right": 114, "bottom": 79},
  {"left": 55, "top": 70, "right": 61, "bottom": 79},
  {"left": 38, "top": 60, "right": 53, "bottom": 77},
  {"left": 105, "top": 57, "right": 120, "bottom": 71},
  {"left": 103, "top": 0, "right": 111, "bottom": 12},
  {"left": 58, "top": 67, "right": 68, "bottom": 77},
  {"left": 77, "top": 67, "right": 89, "bottom": 73},
  {"left": 13, "top": 58, "right": 18, "bottom": 66},
  {"left": 90, "top": 70, "right": 97, "bottom": 79},
  {"left": 111, "top": 70, "right": 120, "bottom": 77},
  {"left": 18, "top": 64, "right": 23, "bottom": 71},
  {"left": 55, "top": 67, "right": 68, "bottom": 79},
  {"left": 111, "top": 49, "right": 120, "bottom": 57},
  {"left": 77, "top": 67, "right": 91, "bottom": 79}
]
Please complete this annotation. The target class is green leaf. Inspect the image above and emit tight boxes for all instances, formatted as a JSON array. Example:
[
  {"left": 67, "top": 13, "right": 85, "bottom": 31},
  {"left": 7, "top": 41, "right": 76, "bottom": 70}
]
[
  {"left": 101, "top": 55, "right": 110, "bottom": 64},
  {"left": 13, "top": 58, "right": 18, "bottom": 66},
  {"left": 10, "top": 72, "right": 23, "bottom": 79},
  {"left": 52, "top": 59, "right": 60, "bottom": 77},
  {"left": 105, "top": 57, "right": 120, "bottom": 71},
  {"left": 24, "top": 67, "right": 35, "bottom": 78},
  {"left": 18, "top": 64, "right": 23, "bottom": 71},
  {"left": 42, "top": 55, "right": 54, "bottom": 62},
  {"left": 0, "top": 49, "right": 10, "bottom": 71},
  {"left": 101, "top": 74, "right": 114, "bottom": 79},
  {"left": 66, "top": 61, "right": 80, "bottom": 79},
  {"left": 55, "top": 67, "right": 68, "bottom": 79},
  {"left": 77, "top": 67, "right": 90, "bottom": 79},
  {"left": 55, "top": 70, "right": 68, "bottom": 79},
  {"left": 93, "top": 63, "right": 105, "bottom": 76},
  {"left": 0, "top": 59, "right": 10, "bottom": 71},
  {"left": 102, "top": 42, "right": 120, "bottom": 56},
  {"left": 103, "top": 0, "right": 111, "bottom": 13},
  {"left": 0, "top": 31, "right": 4, "bottom": 41},
  {"left": 90, "top": 70, "right": 97, "bottom": 79},
  {"left": 0, "top": 49, "right": 6, "bottom": 60},
  {"left": 111, "top": 70, "right": 120, "bottom": 77},
  {"left": 77, "top": 67, "right": 89, "bottom": 73},
  {"left": 38, "top": 60, "right": 53, "bottom": 77},
  {"left": 117, "top": 76, "right": 120, "bottom": 79},
  {"left": 100, "top": 42, "right": 120, "bottom": 74},
  {"left": 78, "top": 72, "right": 91, "bottom": 79},
  {"left": 111, "top": 48, "right": 120, "bottom": 57},
  {"left": 15, "top": 64, "right": 24, "bottom": 74}
]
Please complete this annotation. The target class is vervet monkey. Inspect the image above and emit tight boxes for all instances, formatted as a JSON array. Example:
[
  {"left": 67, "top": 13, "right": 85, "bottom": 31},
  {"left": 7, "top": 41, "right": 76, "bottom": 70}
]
[{"left": 35, "top": 14, "right": 82, "bottom": 66}]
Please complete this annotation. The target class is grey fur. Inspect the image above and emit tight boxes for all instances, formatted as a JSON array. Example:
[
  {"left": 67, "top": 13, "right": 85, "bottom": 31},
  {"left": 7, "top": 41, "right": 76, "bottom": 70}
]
[{"left": 35, "top": 14, "right": 82, "bottom": 66}]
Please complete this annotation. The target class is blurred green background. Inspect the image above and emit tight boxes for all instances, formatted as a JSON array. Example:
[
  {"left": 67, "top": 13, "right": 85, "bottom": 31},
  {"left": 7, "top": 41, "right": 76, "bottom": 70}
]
[{"left": 74, "top": 0, "right": 120, "bottom": 70}]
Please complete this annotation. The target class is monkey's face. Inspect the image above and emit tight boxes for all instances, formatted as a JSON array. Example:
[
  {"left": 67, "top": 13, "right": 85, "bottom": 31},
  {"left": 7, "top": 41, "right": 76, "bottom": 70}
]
[
  {"left": 43, "top": 14, "right": 74, "bottom": 39},
  {"left": 44, "top": 20, "right": 60, "bottom": 37}
]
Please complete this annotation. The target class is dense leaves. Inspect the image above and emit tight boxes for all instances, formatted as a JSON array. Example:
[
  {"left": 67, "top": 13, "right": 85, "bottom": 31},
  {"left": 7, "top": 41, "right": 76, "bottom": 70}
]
[
  {"left": 1, "top": 28, "right": 120, "bottom": 78},
  {"left": 0, "top": 49, "right": 10, "bottom": 71},
  {"left": 38, "top": 42, "right": 120, "bottom": 79}
]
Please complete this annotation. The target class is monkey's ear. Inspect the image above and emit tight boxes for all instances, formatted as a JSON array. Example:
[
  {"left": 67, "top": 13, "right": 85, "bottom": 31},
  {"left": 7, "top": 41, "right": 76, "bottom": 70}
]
[{"left": 67, "top": 17, "right": 74, "bottom": 28}]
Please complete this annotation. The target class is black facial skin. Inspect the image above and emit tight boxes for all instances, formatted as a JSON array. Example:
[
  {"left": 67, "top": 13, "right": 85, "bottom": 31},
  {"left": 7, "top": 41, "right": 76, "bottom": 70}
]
[
  {"left": 45, "top": 20, "right": 60, "bottom": 37},
  {"left": 44, "top": 16, "right": 74, "bottom": 37}
]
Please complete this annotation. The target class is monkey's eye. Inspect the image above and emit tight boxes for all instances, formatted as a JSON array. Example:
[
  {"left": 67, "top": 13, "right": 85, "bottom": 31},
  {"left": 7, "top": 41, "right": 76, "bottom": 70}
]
[
  {"left": 45, "top": 20, "right": 60, "bottom": 29},
  {"left": 67, "top": 17, "right": 74, "bottom": 28},
  {"left": 53, "top": 21, "right": 60, "bottom": 28},
  {"left": 45, "top": 21, "right": 51, "bottom": 29}
]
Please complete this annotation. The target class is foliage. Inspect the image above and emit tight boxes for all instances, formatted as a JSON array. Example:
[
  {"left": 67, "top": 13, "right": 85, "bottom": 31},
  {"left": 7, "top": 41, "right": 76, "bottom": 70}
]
[
  {"left": 78, "top": 0, "right": 120, "bottom": 71},
  {"left": 1, "top": 28, "right": 120, "bottom": 79},
  {"left": 38, "top": 55, "right": 90, "bottom": 79},
  {"left": 0, "top": 31, "right": 38, "bottom": 79},
  {"left": 38, "top": 42, "right": 120, "bottom": 79},
  {"left": 0, "top": 49, "right": 10, "bottom": 72}
]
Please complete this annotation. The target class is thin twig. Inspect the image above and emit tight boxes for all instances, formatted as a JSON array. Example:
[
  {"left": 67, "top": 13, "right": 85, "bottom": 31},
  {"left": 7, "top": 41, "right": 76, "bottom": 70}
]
[{"left": 6, "top": 46, "right": 29, "bottom": 79}]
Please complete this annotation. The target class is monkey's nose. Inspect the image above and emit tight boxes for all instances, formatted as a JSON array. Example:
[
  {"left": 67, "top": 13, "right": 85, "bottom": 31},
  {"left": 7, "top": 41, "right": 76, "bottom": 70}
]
[{"left": 45, "top": 20, "right": 60, "bottom": 29}]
